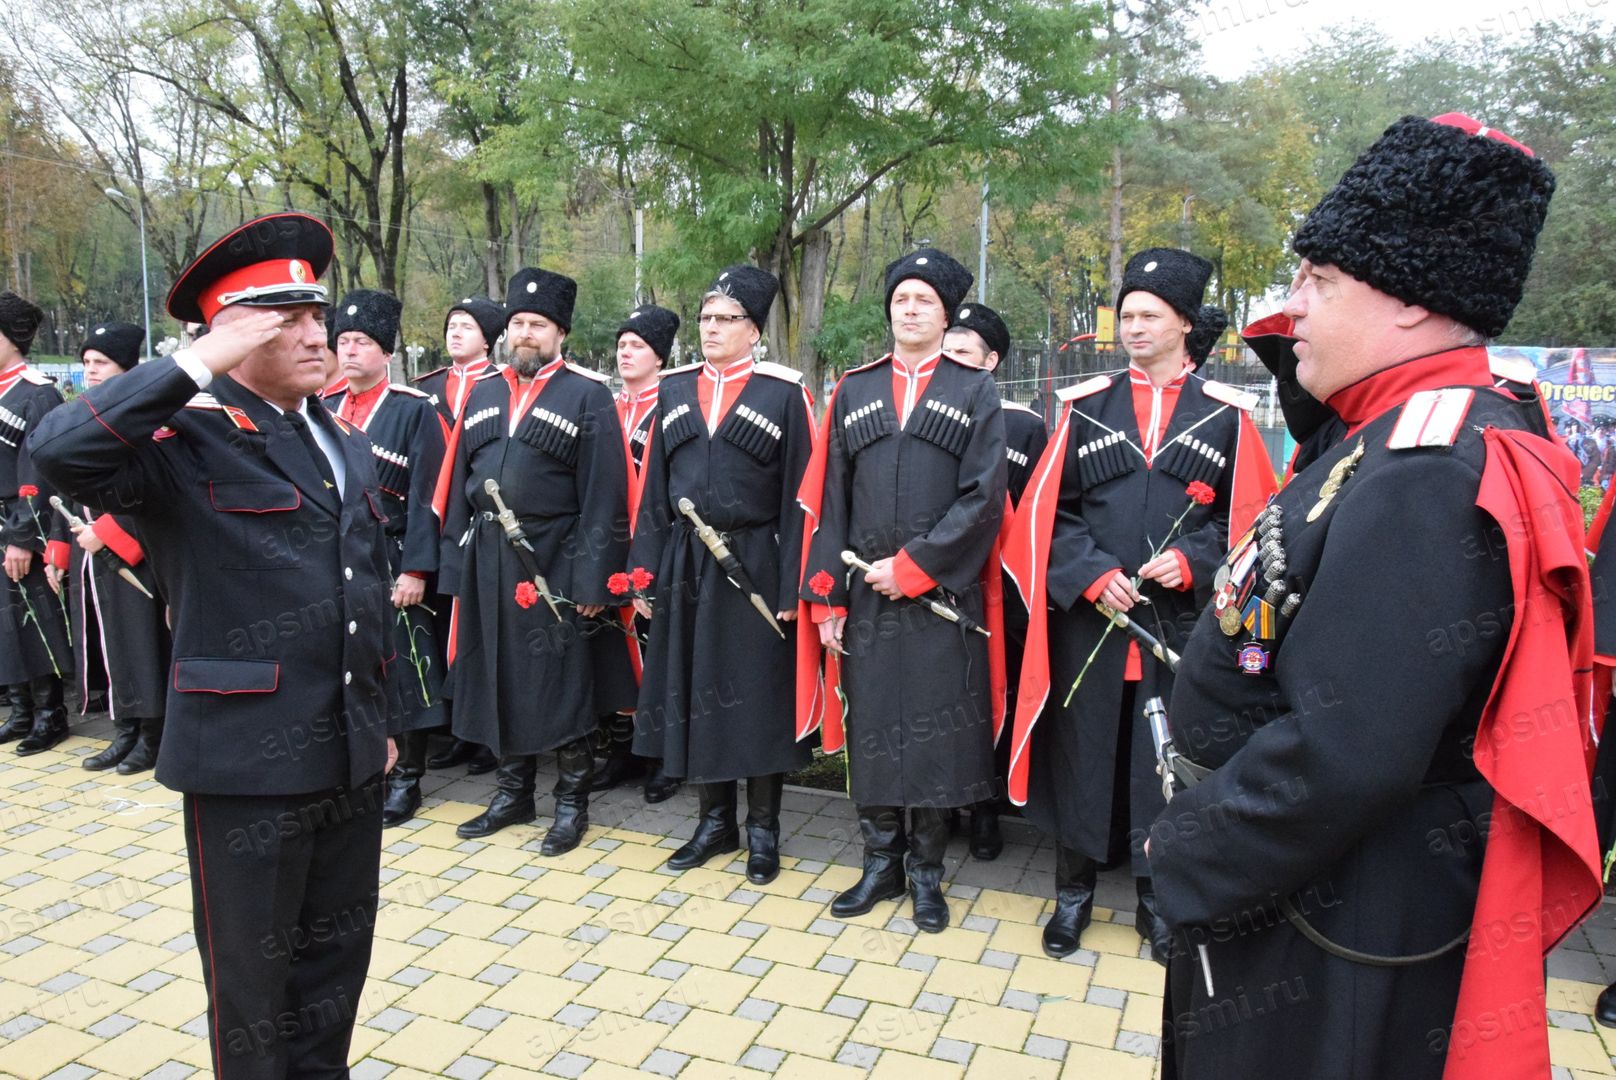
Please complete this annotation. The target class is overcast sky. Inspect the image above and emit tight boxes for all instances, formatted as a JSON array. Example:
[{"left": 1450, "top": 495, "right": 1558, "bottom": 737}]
[{"left": 1195, "top": 0, "right": 1612, "bottom": 80}]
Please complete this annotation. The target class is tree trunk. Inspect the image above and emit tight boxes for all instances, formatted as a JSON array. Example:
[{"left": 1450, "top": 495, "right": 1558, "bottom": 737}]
[{"left": 482, "top": 182, "right": 504, "bottom": 296}]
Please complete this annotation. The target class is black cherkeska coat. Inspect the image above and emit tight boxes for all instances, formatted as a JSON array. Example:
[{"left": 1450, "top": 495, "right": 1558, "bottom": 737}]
[
  {"left": 1151, "top": 362, "right": 1547, "bottom": 1080},
  {"left": 54, "top": 510, "right": 168, "bottom": 720},
  {"left": 629, "top": 362, "right": 815, "bottom": 783},
  {"left": 323, "top": 382, "right": 448, "bottom": 733},
  {"left": 800, "top": 354, "right": 1007, "bottom": 809},
  {"left": 0, "top": 369, "right": 72, "bottom": 683},
  {"left": 1002, "top": 401, "right": 1049, "bottom": 507},
  {"left": 1022, "top": 370, "right": 1267, "bottom": 870},
  {"left": 438, "top": 362, "right": 632, "bottom": 756},
  {"left": 29, "top": 359, "right": 395, "bottom": 795}
]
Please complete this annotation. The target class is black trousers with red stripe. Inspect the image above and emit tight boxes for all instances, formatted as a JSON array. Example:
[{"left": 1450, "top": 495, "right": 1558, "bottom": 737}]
[{"left": 183, "top": 776, "right": 383, "bottom": 1080}]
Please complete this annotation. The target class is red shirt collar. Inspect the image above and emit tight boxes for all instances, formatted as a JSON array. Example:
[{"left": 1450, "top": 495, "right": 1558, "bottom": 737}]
[
  {"left": 1127, "top": 359, "right": 1191, "bottom": 388},
  {"left": 893, "top": 351, "right": 941, "bottom": 378},
  {"left": 503, "top": 358, "right": 565, "bottom": 391},
  {"left": 1326, "top": 347, "right": 1492, "bottom": 431},
  {"left": 701, "top": 356, "right": 754, "bottom": 382},
  {"left": 618, "top": 383, "right": 659, "bottom": 406}
]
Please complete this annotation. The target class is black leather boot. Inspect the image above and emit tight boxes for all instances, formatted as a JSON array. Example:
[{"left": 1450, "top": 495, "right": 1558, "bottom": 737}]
[
  {"left": 383, "top": 730, "right": 428, "bottom": 826},
  {"left": 907, "top": 806, "right": 951, "bottom": 933},
  {"left": 83, "top": 715, "right": 138, "bottom": 771},
  {"left": 1596, "top": 981, "right": 1616, "bottom": 1028},
  {"left": 466, "top": 744, "right": 499, "bottom": 775},
  {"left": 744, "top": 774, "right": 784, "bottom": 885},
  {"left": 16, "top": 676, "right": 67, "bottom": 756},
  {"left": 668, "top": 781, "right": 740, "bottom": 870},
  {"left": 542, "top": 737, "right": 593, "bottom": 856},
  {"left": 457, "top": 755, "right": 537, "bottom": 838},
  {"left": 1043, "top": 845, "right": 1096, "bottom": 958},
  {"left": 969, "top": 802, "right": 1003, "bottom": 861},
  {"left": 0, "top": 682, "right": 34, "bottom": 745},
  {"left": 643, "top": 762, "right": 681, "bottom": 804},
  {"left": 427, "top": 737, "right": 478, "bottom": 770},
  {"left": 831, "top": 806, "right": 908, "bottom": 918},
  {"left": 115, "top": 716, "right": 162, "bottom": 775},
  {"left": 589, "top": 713, "right": 645, "bottom": 792},
  {"left": 1135, "top": 875, "right": 1172, "bottom": 965}
]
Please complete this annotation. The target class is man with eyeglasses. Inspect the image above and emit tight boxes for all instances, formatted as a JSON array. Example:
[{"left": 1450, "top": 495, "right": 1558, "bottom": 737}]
[{"left": 437, "top": 267, "right": 632, "bottom": 850}]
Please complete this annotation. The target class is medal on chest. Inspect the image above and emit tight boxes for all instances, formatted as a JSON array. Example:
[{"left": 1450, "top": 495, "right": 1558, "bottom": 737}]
[{"left": 1307, "top": 437, "right": 1366, "bottom": 522}]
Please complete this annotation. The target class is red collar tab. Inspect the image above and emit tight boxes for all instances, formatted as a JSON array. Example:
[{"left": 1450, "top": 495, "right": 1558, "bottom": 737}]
[
  {"left": 503, "top": 358, "right": 564, "bottom": 390},
  {"left": 201, "top": 259, "right": 325, "bottom": 323},
  {"left": 620, "top": 384, "right": 659, "bottom": 404},
  {"left": 893, "top": 352, "right": 940, "bottom": 377},
  {"left": 1326, "top": 347, "right": 1493, "bottom": 429},
  {"left": 1430, "top": 112, "right": 1535, "bottom": 157},
  {"left": 1128, "top": 360, "right": 1191, "bottom": 388},
  {"left": 702, "top": 357, "right": 754, "bottom": 381},
  {"left": 454, "top": 358, "right": 491, "bottom": 376}
]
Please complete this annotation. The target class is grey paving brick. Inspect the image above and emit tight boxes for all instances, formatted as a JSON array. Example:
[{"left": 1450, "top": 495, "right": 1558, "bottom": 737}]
[
  {"left": 364, "top": 1007, "right": 415, "bottom": 1033},
  {"left": 736, "top": 996, "right": 780, "bottom": 1022},
  {"left": 643, "top": 1049, "right": 689, "bottom": 1077},
  {"left": 644, "top": 1000, "right": 690, "bottom": 1025},
  {"left": 463, "top": 1006, "right": 508, "bottom": 1031},
  {"left": 390, "top": 966, "right": 432, "bottom": 987},
  {"left": 87, "top": 1013, "right": 138, "bottom": 1038},
  {"left": 554, "top": 1003, "right": 598, "bottom": 1028},
  {"left": 930, "top": 1037, "right": 973, "bottom": 1064},
  {"left": 1116, "top": 1031, "right": 1160, "bottom": 1057},
  {"left": 836, "top": 1042, "right": 879, "bottom": 1069},
  {"left": 732, "top": 956, "right": 772, "bottom": 977},
  {"left": 1086, "top": 985, "right": 1127, "bottom": 1009},
  {"left": 738, "top": 1046, "right": 785, "bottom": 1072},
  {"left": 476, "top": 963, "right": 520, "bottom": 987},
  {"left": 915, "top": 992, "right": 954, "bottom": 1014},
  {"left": 539, "top": 1051, "right": 592, "bottom": 1078},
  {"left": 444, "top": 1056, "right": 496, "bottom": 1080},
  {"left": 1025, "top": 1033, "right": 1068, "bottom": 1061},
  {"left": 825, "top": 995, "right": 866, "bottom": 1019},
  {"left": 815, "top": 954, "right": 856, "bottom": 975}
]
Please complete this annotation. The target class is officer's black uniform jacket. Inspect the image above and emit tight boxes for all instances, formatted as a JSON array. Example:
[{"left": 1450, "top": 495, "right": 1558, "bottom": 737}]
[{"left": 29, "top": 358, "right": 395, "bottom": 795}]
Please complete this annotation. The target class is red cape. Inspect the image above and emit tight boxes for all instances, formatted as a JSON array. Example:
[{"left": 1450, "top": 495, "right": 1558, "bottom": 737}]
[
  {"left": 1001, "top": 395, "right": 1274, "bottom": 805},
  {"left": 1445, "top": 428, "right": 1602, "bottom": 1080}
]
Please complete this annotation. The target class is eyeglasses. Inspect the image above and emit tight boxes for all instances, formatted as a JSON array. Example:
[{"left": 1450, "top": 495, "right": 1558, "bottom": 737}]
[{"left": 698, "top": 313, "right": 749, "bottom": 326}]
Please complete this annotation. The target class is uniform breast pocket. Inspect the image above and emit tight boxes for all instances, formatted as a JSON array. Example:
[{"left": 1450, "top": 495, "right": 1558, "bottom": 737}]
[{"left": 208, "top": 479, "right": 309, "bottom": 569}]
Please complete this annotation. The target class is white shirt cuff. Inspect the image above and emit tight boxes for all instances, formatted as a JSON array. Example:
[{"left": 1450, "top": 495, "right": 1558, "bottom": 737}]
[{"left": 172, "top": 349, "right": 213, "bottom": 390}]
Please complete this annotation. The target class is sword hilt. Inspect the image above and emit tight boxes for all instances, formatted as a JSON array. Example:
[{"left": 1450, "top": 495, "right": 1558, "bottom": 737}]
[
  {"left": 483, "top": 478, "right": 523, "bottom": 539},
  {"left": 48, "top": 495, "right": 88, "bottom": 531}
]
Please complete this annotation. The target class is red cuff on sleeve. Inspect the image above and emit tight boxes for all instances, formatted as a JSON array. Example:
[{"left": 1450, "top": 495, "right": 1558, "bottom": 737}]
[
  {"left": 45, "top": 540, "right": 70, "bottom": 571},
  {"left": 400, "top": 571, "right": 426, "bottom": 581},
  {"left": 91, "top": 516, "right": 146, "bottom": 566},
  {"left": 1082, "top": 568, "right": 1126, "bottom": 604},
  {"left": 893, "top": 549, "right": 938, "bottom": 598},
  {"left": 810, "top": 603, "right": 848, "bottom": 625},
  {"left": 1169, "top": 548, "right": 1192, "bottom": 591}
]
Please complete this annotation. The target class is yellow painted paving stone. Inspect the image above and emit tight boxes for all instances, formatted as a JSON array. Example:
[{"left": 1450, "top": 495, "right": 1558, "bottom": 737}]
[
  {"left": 365, "top": 936, "right": 426, "bottom": 981},
  {"left": 925, "top": 957, "right": 1010, "bottom": 1004},
  {"left": 417, "top": 935, "right": 512, "bottom": 980},
  {"left": 73, "top": 941, "right": 177, "bottom": 986},
  {"left": 405, "top": 819, "right": 478, "bottom": 849},
  {"left": 575, "top": 968, "right": 672, "bottom": 1014},
  {"left": 680, "top": 1060, "right": 773, "bottom": 1080},
  {"left": 590, "top": 897, "right": 675, "bottom": 938},
  {"left": 664, "top": 965, "right": 759, "bottom": 1014},
  {"left": 353, "top": 978, "right": 409, "bottom": 1021},
  {"left": 31, "top": 977, "right": 138, "bottom": 1031},
  {"left": 512, "top": 897, "right": 595, "bottom": 937},
  {"left": 116, "top": 905, "right": 195, "bottom": 948},
  {"left": 429, "top": 899, "right": 518, "bottom": 937},
  {"left": 748, "top": 895, "right": 822, "bottom": 932},
  {"left": 576, "top": 1062, "right": 651, "bottom": 1080},
  {"left": 371, "top": 1015, "right": 482, "bottom": 1073},
  {"left": 389, "top": 845, "right": 469, "bottom": 877},
  {"left": 668, "top": 867, "right": 741, "bottom": 898},
  {"left": 852, "top": 1000, "right": 948, "bottom": 1055},
  {"left": 756, "top": 1004, "right": 854, "bottom": 1058},
  {"left": 840, "top": 960, "right": 927, "bottom": 1008},
  {"left": 868, "top": 1049, "right": 966, "bottom": 1080},
  {"left": 1008, "top": 955, "right": 1091, "bottom": 999},
  {"left": 941, "top": 1000, "right": 1034, "bottom": 1052},
  {"left": 906, "top": 925, "right": 990, "bottom": 964},
  {"left": 418, "top": 799, "right": 484, "bottom": 823},
  {"left": 592, "top": 868, "right": 670, "bottom": 902},
  {"left": 965, "top": 1045, "right": 1061, "bottom": 1080},
  {"left": 498, "top": 930, "right": 591, "bottom": 978},
  {"left": 749, "top": 963, "right": 844, "bottom": 1010},
  {"left": 0, "top": 977, "right": 50, "bottom": 1016},
  {"left": 665, "top": 896, "right": 751, "bottom": 934},
  {"left": 139, "top": 881, "right": 193, "bottom": 910},
  {"left": 372, "top": 901, "right": 441, "bottom": 944},
  {"left": 828, "top": 925, "right": 912, "bottom": 967},
  {"left": 150, "top": 949, "right": 202, "bottom": 981},
  {"left": 1081, "top": 919, "right": 1146, "bottom": 957},
  {"left": 471, "top": 1013, "right": 572, "bottom": 1069},
  {"left": 0, "top": 1021, "right": 99, "bottom": 1079},
  {"left": 971, "top": 888, "right": 1047, "bottom": 926},
  {"left": 813, "top": 864, "right": 863, "bottom": 893},
  {"left": 485, "top": 970, "right": 581, "bottom": 1020},
  {"left": 1121, "top": 991, "right": 1163, "bottom": 1034},
  {"left": 78, "top": 1021, "right": 194, "bottom": 1077},
  {"left": 604, "top": 828, "right": 665, "bottom": 846},
  {"left": 526, "top": 840, "right": 604, "bottom": 874},
  {"left": 77, "top": 876, "right": 161, "bottom": 914},
  {"left": 746, "top": 926, "right": 830, "bottom": 968},
  {"left": 1032, "top": 998, "right": 1122, "bottom": 1048},
  {"left": 33, "top": 907, "right": 127, "bottom": 948},
  {"left": 658, "top": 1008, "right": 765, "bottom": 1062},
  {"left": 447, "top": 869, "right": 524, "bottom": 906},
  {"left": 584, "top": 930, "right": 672, "bottom": 973},
  {"left": 458, "top": 844, "right": 534, "bottom": 875},
  {"left": 1058, "top": 1041, "right": 1157, "bottom": 1080},
  {"left": 370, "top": 1069, "right": 443, "bottom": 1080},
  {"left": 0, "top": 941, "right": 89, "bottom": 986},
  {"left": 777, "top": 1052, "right": 868, "bottom": 1079},
  {"left": 1551, "top": 1027, "right": 1616, "bottom": 1074},
  {"left": 599, "top": 842, "right": 669, "bottom": 872},
  {"left": 382, "top": 872, "right": 450, "bottom": 906},
  {"left": 2, "top": 877, "right": 79, "bottom": 913},
  {"left": 522, "top": 869, "right": 596, "bottom": 904},
  {"left": 665, "top": 927, "right": 753, "bottom": 970},
  {"left": 818, "top": 901, "right": 898, "bottom": 931},
  {"left": 396, "top": 972, "right": 496, "bottom": 1022},
  {"left": 68, "top": 825, "right": 150, "bottom": 856},
  {"left": 2, "top": 825, "right": 69, "bottom": 857},
  {"left": 121, "top": 974, "right": 207, "bottom": 1026},
  {"left": 1092, "top": 953, "right": 1165, "bottom": 995},
  {"left": 570, "top": 1010, "right": 668, "bottom": 1068},
  {"left": 748, "top": 868, "right": 815, "bottom": 899},
  {"left": 1549, "top": 978, "right": 1601, "bottom": 1013},
  {"left": 480, "top": 1065, "right": 550, "bottom": 1080}
]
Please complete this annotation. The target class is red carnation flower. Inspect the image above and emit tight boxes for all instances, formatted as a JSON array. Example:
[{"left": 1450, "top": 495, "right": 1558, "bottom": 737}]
[
  {"left": 629, "top": 567, "right": 654, "bottom": 591},
  {"left": 514, "top": 581, "right": 539, "bottom": 609},
  {"left": 607, "top": 572, "right": 631, "bottom": 597},
  {"left": 17, "top": 485, "right": 38, "bottom": 499},
  {"left": 809, "top": 570, "right": 836, "bottom": 599},
  {"left": 1186, "top": 481, "right": 1216, "bottom": 506}
]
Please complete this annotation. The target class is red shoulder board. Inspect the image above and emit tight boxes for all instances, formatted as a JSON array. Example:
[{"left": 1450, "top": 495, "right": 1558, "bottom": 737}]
[{"left": 222, "top": 405, "right": 258, "bottom": 433}]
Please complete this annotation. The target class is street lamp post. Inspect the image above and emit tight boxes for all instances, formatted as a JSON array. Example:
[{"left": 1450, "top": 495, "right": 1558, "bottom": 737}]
[{"left": 103, "top": 186, "right": 153, "bottom": 361}]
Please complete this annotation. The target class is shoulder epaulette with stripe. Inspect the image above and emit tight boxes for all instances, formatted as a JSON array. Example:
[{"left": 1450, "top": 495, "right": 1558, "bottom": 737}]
[
  {"left": 182, "top": 393, "right": 259, "bottom": 432},
  {"left": 321, "top": 385, "right": 346, "bottom": 400},
  {"left": 1488, "top": 355, "right": 1537, "bottom": 386},
  {"left": 1200, "top": 380, "right": 1259, "bottom": 411},
  {"left": 1056, "top": 374, "right": 1114, "bottom": 403},
  {"left": 565, "top": 362, "right": 611, "bottom": 384},
  {"left": 659, "top": 362, "right": 703, "bottom": 379},
  {"left": 845, "top": 354, "right": 894, "bottom": 375},
  {"left": 752, "top": 361, "right": 805, "bottom": 385},
  {"left": 473, "top": 368, "right": 504, "bottom": 382},
  {"left": 1387, "top": 388, "right": 1475, "bottom": 450},
  {"left": 18, "top": 368, "right": 53, "bottom": 386},
  {"left": 389, "top": 383, "right": 430, "bottom": 399}
]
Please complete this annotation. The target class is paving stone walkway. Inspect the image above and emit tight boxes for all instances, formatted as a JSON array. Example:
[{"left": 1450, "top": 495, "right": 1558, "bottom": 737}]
[{"left": 1, "top": 718, "right": 1615, "bottom": 1079}]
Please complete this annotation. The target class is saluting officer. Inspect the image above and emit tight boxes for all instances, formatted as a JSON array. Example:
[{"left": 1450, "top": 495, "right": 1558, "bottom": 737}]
[{"left": 30, "top": 213, "right": 396, "bottom": 1079}]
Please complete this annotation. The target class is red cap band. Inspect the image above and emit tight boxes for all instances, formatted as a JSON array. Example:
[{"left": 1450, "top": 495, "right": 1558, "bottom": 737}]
[{"left": 200, "top": 258, "right": 321, "bottom": 322}]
